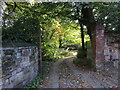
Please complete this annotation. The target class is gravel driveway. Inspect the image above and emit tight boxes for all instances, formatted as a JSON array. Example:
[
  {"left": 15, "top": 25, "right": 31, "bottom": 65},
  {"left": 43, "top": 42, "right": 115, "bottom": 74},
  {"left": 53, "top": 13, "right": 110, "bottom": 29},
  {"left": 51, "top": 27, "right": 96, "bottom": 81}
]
[{"left": 40, "top": 56, "right": 118, "bottom": 88}]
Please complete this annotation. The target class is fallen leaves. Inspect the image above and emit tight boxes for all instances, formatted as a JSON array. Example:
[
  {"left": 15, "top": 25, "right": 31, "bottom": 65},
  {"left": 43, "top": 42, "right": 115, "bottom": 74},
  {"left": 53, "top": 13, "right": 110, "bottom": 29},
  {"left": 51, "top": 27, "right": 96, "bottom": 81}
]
[{"left": 39, "top": 57, "right": 118, "bottom": 88}]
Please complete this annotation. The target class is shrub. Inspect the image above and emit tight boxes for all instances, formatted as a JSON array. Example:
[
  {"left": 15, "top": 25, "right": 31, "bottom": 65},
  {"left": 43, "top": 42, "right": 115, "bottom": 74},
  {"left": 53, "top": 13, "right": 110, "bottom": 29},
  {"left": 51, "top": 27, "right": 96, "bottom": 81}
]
[
  {"left": 73, "top": 57, "right": 93, "bottom": 69},
  {"left": 74, "top": 47, "right": 93, "bottom": 69},
  {"left": 86, "top": 58, "right": 93, "bottom": 68},
  {"left": 77, "top": 47, "right": 86, "bottom": 58}
]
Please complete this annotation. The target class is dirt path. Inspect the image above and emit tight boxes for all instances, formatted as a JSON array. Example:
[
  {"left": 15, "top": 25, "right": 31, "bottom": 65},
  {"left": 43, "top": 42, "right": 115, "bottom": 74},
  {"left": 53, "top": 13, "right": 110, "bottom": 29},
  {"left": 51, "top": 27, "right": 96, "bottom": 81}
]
[{"left": 40, "top": 56, "right": 118, "bottom": 88}]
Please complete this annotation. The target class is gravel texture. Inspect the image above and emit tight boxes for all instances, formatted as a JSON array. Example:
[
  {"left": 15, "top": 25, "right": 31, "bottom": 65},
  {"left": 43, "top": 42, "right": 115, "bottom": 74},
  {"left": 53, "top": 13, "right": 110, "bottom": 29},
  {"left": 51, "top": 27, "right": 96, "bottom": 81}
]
[{"left": 39, "top": 56, "right": 118, "bottom": 88}]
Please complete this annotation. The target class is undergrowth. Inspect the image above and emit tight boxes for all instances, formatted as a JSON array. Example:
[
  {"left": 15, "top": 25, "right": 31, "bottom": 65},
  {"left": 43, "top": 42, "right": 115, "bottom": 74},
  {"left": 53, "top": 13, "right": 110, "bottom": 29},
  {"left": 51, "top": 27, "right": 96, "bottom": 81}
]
[
  {"left": 23, "top": 61, "right": 52, "bottom": 88},
  {"left": 73, "top": 47, "right": 93, "bottom": 69}
]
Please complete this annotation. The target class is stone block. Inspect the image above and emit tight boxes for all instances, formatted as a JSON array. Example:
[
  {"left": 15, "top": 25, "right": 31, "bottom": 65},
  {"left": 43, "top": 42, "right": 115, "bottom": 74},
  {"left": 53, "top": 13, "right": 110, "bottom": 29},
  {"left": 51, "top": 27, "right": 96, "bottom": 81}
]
[
  {"left": 112, "top": 59, "right": 119, "bottom": 68},
  {"left": 15, "top": 58, "right": 22, "bottom": 66},
  {"left": 3, "top": 49, "right": 15, "bottom": 56},
  {"left": 11, "top": 70, "right": 17, "bottom": 76},
  {"left": 3, "top": 82, "right": 14, "bottom": 88},
  {"left": 0, "top": 63, "right": 2, "bottom": 68},
  {"left": 0, "top": 85, "right": 2, "bottom": 90},
  {"left": 24, "top": 56, "right": 29, "bottom": 62},
  {"left": 17, "top": 48, "right": 22, "bottom": 53},
  {"left": 2, "top": 74, "right": 11, "bottom": 80},
  {"left": 16, "top": 68, "right": 22, "bottom": 73},
  {"left": 16, "top": 52, "right": 22, "bottom": 58},
  {"left": 29, "top": 56, "right": 35, "bottom": 62},
  {"left": 0, "top": 78, "right": 2, "bottom": 86},
  {"left": 23, "top": 67, "right": 30, "bottom": 74},
  {"left": 20, "top": 61, "right": 30, "bottom": 67},
  {"left": 2, "top": 78, "right": 10, "bottom": 87},
  {"left": 105, "top": 56, "right": 110, "bottom": 62},
  {"left": 30, "top": 61, "right": 36, "bottom": 65},
  {"left": 14, "top": 72, "right": 23, "bottom": 85},
  {"left": 21, "top": 49, "right": 29, "bottom": 56},
  {"left": 9, "top": 76, "right": 15, "bottom": 83},
  {"left": 96, "top": 60, "right": 104, "bottom": 71},
  {"left": 23, "top": 72, "right": 31, "bottom": 80},
  {"left": 5, "top": 79, "right": 9, "bottom": 84}
]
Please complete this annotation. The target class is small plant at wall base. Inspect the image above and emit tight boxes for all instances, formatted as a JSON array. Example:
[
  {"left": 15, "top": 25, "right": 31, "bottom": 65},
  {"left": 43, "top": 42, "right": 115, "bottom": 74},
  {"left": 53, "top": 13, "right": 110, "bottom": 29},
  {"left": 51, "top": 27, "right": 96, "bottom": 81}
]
[
  {"left": 24, "top": 61, "right": 52, "bottom": 88},
  {"left": 77, "top": 47, "right": 87, "bottom": 59},
  {"left": 74, "top": 47, "right": 93, "bottom": 69}
]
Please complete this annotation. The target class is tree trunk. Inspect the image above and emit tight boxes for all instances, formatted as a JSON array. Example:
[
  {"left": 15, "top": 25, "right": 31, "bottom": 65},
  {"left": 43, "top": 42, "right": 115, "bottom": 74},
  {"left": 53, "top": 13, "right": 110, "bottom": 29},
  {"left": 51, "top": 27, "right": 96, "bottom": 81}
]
[
  {"left": 87, "top": 25, "right": 96, "bottom": 71},
  {"left": 80, "top": 24, "right": 85, "bottom": 50},
  {"left": 59, "top": 37, "right": 62, "bottom": 48},
  {"left": 37, "top": 28, "right": 42, "bottom": 74},
  {"left": 81, "top": 5, "right": 97, "bottom": 71},
  {"left": 76, "top": 7, "right": 85, "bottom": 50}
]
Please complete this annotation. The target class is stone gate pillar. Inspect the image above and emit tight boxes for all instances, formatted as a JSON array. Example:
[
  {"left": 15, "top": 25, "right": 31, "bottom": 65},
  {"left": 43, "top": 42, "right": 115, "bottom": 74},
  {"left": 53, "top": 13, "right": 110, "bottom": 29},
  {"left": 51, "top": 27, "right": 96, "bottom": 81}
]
[{"left": 95, "top": 25, "right": 105, "bottom": 71}]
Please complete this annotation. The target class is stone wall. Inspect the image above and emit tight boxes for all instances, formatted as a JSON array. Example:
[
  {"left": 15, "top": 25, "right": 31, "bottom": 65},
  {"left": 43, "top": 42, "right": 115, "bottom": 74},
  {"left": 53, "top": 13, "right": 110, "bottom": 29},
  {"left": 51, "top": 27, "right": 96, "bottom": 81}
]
[
  {"left": 86, "top": 26, "right": 120, "bottom": 71},
  {"left": 0, "top": 46, "right": 38, "bottom": 88},
  {"left": 104, "top": 32, "right": 120, "bottom": 68}
]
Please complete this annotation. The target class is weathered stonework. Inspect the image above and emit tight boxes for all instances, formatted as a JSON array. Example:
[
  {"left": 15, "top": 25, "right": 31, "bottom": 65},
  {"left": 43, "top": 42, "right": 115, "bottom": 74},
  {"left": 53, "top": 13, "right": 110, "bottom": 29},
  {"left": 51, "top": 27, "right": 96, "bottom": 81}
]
[
  {"left": 104, "top": 32, "right": 120, "bottom": 69},
  {"left": 86, "top": 25, "right": 120, "bottom": 71},
  {"left": 95, "top": 25, "right": 105, "bottom": 71},
  {"left": 0, "top": 46, "right": 38, "bottom": 88}
]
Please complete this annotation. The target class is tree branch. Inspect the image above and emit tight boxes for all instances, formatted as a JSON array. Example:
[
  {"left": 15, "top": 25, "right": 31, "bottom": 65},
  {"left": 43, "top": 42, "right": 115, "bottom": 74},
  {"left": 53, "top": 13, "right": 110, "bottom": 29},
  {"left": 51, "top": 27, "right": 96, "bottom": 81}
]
[
  {"left": 5, "top": 2, "right": 13, "bottom": 7},
  {"left": 12, "top": 2, "right": 17, "bottom": 12}
]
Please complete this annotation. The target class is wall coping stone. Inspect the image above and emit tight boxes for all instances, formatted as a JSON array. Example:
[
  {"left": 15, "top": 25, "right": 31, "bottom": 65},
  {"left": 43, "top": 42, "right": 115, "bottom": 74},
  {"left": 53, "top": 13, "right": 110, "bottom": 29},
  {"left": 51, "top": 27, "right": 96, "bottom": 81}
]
[{"left": 0, "top": 46, "right": 37, "bottom": 50}]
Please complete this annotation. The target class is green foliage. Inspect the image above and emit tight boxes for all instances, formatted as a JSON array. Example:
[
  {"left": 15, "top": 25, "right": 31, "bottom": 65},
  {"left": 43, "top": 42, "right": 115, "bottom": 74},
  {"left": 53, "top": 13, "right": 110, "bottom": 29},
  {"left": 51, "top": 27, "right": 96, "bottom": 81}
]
[
  {"left": 86, "top": 41, "right": 93, "bottom": 61},
  {"left": 42, "top": 42, "right": 73, "bottom": 61},
  {"left": 75, "top": 47, "right": 93, "bottom": 69},
  {"left": 93, "top": 2, "right": 119, "bottom": 31},
  {"left": 2, "top": 2, "right": 119, "bottom": 63},
  {"left": 24, "top": 75, "right": 41, "bottom": 88},
  {"left": 73, "top": 2, "right": 119, "bottom": 31},
  {"left": 42, "top": 41, "right": 63, "bottom": 61},
  {"left": 2, "top": 17, "right": 40, "bottom": 44},
  {"left": 59, "top": 48, "right": 73, "bottom": 57},
  {"left": 77, "top": 47, "right": 86, "bottom": 59}
]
